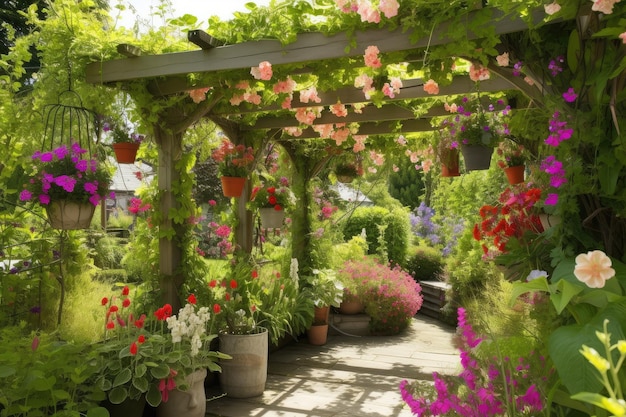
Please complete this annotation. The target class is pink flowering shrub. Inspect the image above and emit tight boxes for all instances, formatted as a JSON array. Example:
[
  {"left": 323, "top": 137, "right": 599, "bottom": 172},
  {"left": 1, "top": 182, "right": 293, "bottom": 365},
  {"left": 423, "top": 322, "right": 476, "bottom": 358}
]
[
  {"left": 400, "top": 307, "right": 546, "bottom": 416},
  {"left": 338, "top": 258, "right": 423, "bottom": 335}
]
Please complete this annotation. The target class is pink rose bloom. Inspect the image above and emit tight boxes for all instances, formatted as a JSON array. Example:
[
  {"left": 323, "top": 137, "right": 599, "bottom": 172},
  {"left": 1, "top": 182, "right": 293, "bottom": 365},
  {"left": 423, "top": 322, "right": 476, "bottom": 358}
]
[
  {"left": 250, "top": 61, "right": 273, "bottom": 80},
  {"left": 189, "top": 87, "right": 210, "bottom": 103},
  {"left": 379, "top": 0, "right": 399, "bottom": 17},
  {"left": 444, "top": 102, "right": 458, "bottom": 113},
  {"left": 591, "top": 0, "right": 619, "bottom": 14},
  {"left": 620, "top": 32, "right": 626, "bottom": 43},
  {"left": 469, "top": 64, "right": 490, "bottom": 81},
  {"left": 229, "top": 94, "right": 244, "bottom": 106},
  {"left": 235, "top": 80, "right": 250, "bottom": 90},
  {"left": 574, "top": 250, "right": 615, "bottom": 288},
  {"left": 313, "top": 123, "right": 334, "bottom": 139},
  {"left": 423, "top": 79, "right": 439, "bottom": 95},
  {"left": 330, "top": 102, "right": 348, "bottom": 117},
  {"left": 524, "top": 76, "right": 535, "bottom": 85},
  {"left": 244, "top": 91, "right": 262, "bottom": 105},
  {"left": 331, "top": 127, "right": 350, "bottom": 145},
  {"left": 354, "top": 73, "right": 373, "bottom": 89},
  {"left": 382, "top": 82, "right": 395, "bottom": 98},
  {"left": 281, "top": 96, "right": 293, "bottom": 109},
  {"left": 353, "top": 135, "right": 367, "bottom": 152},
  {"left": 358, "top": 1, "right": 380, "bottom": 23},
  {"left": 273, "top": 77, "right": 296, "bottom": 94},
  {"left": 496, "top": 52, "right": 510, "bottom": 67},
  {"left": 544, "top": 1, "right": 561, "bottom": 15},
  {"left": 299, "top": 86, "right": 321, "bottom": 104},
  {"left": 363, "top": 45, "right": 382, "bottom": 68},
  {"left": 284, "top": 127, "right": 303, "bottom": 137}
]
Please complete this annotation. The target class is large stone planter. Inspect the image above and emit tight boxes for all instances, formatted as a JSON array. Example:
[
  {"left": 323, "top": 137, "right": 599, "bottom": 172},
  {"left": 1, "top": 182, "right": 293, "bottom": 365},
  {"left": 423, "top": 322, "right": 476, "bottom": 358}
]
[
  {"left": 156, "top": 368, "right": 207, "bottom": 417},
  {"left": 219, "top": 327, "right": 268, "bottom": 398}
]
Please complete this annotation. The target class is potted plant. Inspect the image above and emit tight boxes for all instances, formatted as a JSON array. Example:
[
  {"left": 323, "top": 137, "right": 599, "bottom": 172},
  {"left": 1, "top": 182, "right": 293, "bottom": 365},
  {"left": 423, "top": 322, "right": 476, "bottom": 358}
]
[
  {"left": 211, "top": 138, "right": 255, "bottom": 197},
  {"left": 19, "top": 142, "right": 113, "bottom": 229},
  {"left": 302, "top": 269, "right": 344, "bottom": 345},
  {"left": 92, "top": 288, "right": 226, "bottom": 416},
  {"left": 496, "top": 140, "right": 526, "bottom": 185},
  {"left": 338, "top": 259, "right": 424, "bottom": 335},
  {"left": 207, "top": 259, "right": 269, "bottom": 398},
  {"left": 335, "top": 162, "right": 360, "bottom": 183},
  {"left": 104, "top": 121, "right": 145, "bottom": 164},
  {"left": 435, "top": 131, "right": 460, "bottom": 177},
  {"left": 443, "top": 96, "right": 511, "bottom": 171},
  {"left": 249, "top": 176, "right": 296, "bottom": 229}
]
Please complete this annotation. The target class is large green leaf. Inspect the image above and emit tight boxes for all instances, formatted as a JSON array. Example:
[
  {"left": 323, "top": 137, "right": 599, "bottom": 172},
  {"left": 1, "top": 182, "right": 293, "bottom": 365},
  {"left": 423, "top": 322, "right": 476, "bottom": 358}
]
[
  {"left": 550, "top": 279, "right": 584, "bottom": 314},
  {"left": 108, "top": 386, "right": 128, "bottom": 405},
  {"left": 86, "top": 407, "right": 110, "bottom": 417},
  {"left": 508, "top": 277, "right": 550, "bottom": 307},
  {"left": 146, "top": 384, "right": 162, "bottom": 408},
  {"left": 149, "top": 363, "right": 170, "bottom": 379},
  {"left": 549, "top": 303, "right": 626, "bottom": 395},
  {"left": 112, "top": 368, "right": 132, "bottom": 387},
  {"left": 132, "top": 376, "right": 149, "bottom": 393}
]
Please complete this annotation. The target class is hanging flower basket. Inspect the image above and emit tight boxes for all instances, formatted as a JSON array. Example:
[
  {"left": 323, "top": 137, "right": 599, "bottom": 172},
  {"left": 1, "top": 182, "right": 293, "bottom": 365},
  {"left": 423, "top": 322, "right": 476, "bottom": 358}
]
[
  {"left": 112, "top": 143, "right": 140, "bottom": 164},
  {"left": 504, "top": 165, "right": 525, "bottom": 185},
  {"left": 46, "top": 200, "right": 96, "bottom": 229},
  {"left": 221, "top": 176, "right": 246, "bottom": 197},
  {"left": 259, "top": 207, "right": 285, "bottom": 229},
  {"left": 460, "top": 144, "right": 494, "bottom": 171}
]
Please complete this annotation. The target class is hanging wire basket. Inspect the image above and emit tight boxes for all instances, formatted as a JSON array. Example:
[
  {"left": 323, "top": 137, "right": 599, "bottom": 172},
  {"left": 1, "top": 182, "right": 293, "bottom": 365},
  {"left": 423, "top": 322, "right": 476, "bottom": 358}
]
[{"left": 41, "top": 90, "right": 101, "bottom": 154}]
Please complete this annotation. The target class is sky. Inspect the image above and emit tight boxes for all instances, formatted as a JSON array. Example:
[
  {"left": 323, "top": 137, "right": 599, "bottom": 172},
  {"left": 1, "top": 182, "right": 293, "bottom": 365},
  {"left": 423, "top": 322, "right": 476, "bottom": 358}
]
[{"left": 111, "top": 0, "right": 272, "bottom": 28}]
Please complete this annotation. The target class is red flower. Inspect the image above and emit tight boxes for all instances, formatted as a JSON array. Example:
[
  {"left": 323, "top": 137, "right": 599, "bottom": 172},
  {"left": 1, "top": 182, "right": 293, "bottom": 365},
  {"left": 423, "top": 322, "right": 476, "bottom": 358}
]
[
  {"left": 122, "top": 298, "right": 131, "bottom": 308},
  {"left": 225, "top": 293, "right": 231, "bottom": 301},
  {"left": 101, "top": 297, "right": 109, "bottom": 306},
  {"left": 213, "top": 303, "right": 221, "bottom": 314},
  {"left": 187, "top": 294, "right": 197, "bottom": 305},
  {"left": 472, "top": 224, "right": 481, "bottom": 241},
  {"left": 251, "top": 270, "right": 259, "bottom": 279},
  {"left": 273, "top": 204, "right": 282, "bottom": 211},
  {"left": 229, "top": 279, "right": 238, "bottom": 289},
  {"left": 267, "top": 187, "right": 276, "bottom": 194},
  {"left": 155, "top": 304, "right": 173, "bottom": 321},
  {"left": 122, "top": 286, "right": 130, "bottom": 296},
  {"left": 106, "top": 320, "right": 115, "bottom": 330},
  {"left": 138, "top": 335, "right": 146, "bottom": 344},
  {"left": 130, "top": 342, "right": 138, "bottom": 355},
  {"left": 109, "top": 305, "right": 119, "bottom": 313},
  {"left": 134, "top": 314, "right": 146, "bottom": 328},
  {"left": 208, "top": 280, "right": 217, "bottom": 288},
  {"left": 268, "top": 195, "right": 278, "bottom": 205}
]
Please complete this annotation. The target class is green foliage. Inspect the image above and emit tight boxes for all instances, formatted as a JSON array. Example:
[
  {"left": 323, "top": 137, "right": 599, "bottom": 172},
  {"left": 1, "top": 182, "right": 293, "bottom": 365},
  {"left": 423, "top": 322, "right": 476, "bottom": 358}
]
[
  {"left": 91, "top": 234, "right": 127, "bottom": 270},
  {"left": 383, "top": 207, "right": 411, "bottom": 265},
  {"left": 328, "top": 235, "right": 368, "bottom": 269},
  {"left": 343, "top": 206, "right": 389, "bottom": 254},
  {"left": 388, "top": 156, "right": 426, "bottom": 209},
  {"left": 405, "top": 245, "right": 445, "bottom": 282},
  {"left": 0, "top": 327, "right": 106, "bottom": 416}
]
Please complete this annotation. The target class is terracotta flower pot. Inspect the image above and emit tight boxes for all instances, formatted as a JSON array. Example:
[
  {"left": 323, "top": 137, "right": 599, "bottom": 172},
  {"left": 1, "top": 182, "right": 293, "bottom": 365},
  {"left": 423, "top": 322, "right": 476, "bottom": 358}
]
[
  {"left": 338, "top": 299, "right": 365, "bottom": 315},
  {"left": 441, "top": 164, "right": 460, "bottom": 177},
  {"left": 504, "top": 165, "right": 525, "bottom": 185},
  {"left": 220, "top": 176, "right": 246, "bottom": 197},
  {"left": 112, "top": 142, "right": 139, "bottom": 164},
  {"left": 306, "top": 324, "right": 329, "bottom": 346}
]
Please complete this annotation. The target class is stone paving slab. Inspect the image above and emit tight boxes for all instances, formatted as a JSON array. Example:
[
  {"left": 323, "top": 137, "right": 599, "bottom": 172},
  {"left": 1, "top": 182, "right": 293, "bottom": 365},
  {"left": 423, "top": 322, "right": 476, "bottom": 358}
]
[{"left": 206, "top": 315, "right": 459, "bottom": 417}]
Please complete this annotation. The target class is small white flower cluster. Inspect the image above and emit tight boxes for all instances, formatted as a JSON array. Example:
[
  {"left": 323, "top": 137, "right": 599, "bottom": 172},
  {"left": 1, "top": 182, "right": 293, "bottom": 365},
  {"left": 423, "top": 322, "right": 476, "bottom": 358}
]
[{"left": 166, "top": 303, "right": 211, "bottom": 357}]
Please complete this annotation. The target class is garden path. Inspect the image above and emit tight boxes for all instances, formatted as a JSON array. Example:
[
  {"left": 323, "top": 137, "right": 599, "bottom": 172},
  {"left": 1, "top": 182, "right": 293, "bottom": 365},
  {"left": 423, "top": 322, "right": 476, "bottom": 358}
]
[{"left": 205, "top": 314, "right": 459, "bottom": 417}]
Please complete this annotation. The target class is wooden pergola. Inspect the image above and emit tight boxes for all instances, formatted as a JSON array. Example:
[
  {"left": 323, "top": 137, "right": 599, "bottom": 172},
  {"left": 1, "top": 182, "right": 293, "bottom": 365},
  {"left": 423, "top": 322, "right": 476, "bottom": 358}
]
[{"left": 85, "top": 6, "right": 559, "bottom": 308}]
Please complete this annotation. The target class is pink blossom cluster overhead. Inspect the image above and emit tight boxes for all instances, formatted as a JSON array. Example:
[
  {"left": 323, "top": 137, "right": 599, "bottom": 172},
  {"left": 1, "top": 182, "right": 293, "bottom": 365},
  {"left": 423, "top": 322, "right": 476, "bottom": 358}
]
[{"left": 334, "top": 0, "right": 399, "bottom": 23}]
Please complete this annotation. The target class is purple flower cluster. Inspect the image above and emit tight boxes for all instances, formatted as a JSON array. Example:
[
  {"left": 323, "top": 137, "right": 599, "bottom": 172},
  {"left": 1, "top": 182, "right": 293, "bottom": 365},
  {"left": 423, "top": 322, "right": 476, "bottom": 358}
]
[
  {"left": 399, "top": 307, "right": 544, "bottom": 416},
  {"left": 545, "top": 111, "right": 573, "bottom": 147},
  {"left": 548, "top": 56, "right": 564, "bottom": 77},
  {"left": 410, "top": 203, "right": 465, "bottom": 256}
]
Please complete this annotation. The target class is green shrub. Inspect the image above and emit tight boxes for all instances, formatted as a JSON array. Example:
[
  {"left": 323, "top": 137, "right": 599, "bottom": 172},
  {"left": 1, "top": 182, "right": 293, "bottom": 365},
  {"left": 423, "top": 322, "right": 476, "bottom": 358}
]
[
  {"left": 383, "top": 208, "right": 410, "bottom": 265},
  {"left": 329, "top": 235, "right": 368, "bottom": 269},
  {"left": 93, "top": 268, "right": 128, "bottom": 283},
  {"left": 342, "top": 206, "right": 389, "bottom": 255},
  {"left": 92, "top": 235, "right": 128, "bottom": 269},
  {"left": 405, "top": 245, "right": 444, "bottom": 282}
]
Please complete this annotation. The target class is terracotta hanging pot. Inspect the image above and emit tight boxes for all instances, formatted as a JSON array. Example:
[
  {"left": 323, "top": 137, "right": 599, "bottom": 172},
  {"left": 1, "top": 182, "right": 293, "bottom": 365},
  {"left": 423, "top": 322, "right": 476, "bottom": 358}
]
[
  {"left": 46, "top": 200, "right": 96, "bottom": 230},
  {"left": 112, "top": 143, "right": 140, "bottom": 164},
  {"left": 504, "top": 165, "right": 525, "bottom": 185},
  {"left": 441, "top": 164, "right": 460, "bottom": 177},
  {"left": 259, "top": 208, "right": 285, "bottom": 229},
  {"left": 460, "top": 144, "right": 494, "bottom": 171},
  {"left": 220, "top": 176, "right": 246, "bottom": 197}
]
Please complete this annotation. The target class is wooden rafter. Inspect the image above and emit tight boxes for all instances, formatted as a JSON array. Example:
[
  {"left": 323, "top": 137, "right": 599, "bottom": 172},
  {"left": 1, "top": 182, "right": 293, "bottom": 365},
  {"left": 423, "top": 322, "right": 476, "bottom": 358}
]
[{"left": 86, "top": 8, "right": 549, "bottom": 85}]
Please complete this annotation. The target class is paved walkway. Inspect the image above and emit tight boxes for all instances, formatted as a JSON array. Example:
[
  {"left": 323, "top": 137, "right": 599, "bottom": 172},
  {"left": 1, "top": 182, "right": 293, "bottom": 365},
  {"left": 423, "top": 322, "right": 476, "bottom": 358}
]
[{"left": 205, "top": 315, "right": 459, "bottom": 417}]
